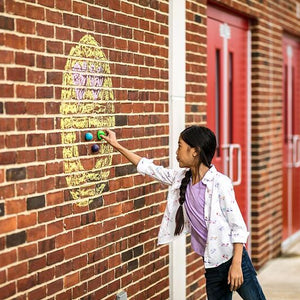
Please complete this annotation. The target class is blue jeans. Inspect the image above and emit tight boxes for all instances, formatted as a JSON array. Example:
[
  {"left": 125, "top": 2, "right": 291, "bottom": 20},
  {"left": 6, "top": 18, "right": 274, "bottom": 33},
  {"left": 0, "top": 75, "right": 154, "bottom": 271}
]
[{"left": 205, "top": 248, "right": 266, "bottom": 300}]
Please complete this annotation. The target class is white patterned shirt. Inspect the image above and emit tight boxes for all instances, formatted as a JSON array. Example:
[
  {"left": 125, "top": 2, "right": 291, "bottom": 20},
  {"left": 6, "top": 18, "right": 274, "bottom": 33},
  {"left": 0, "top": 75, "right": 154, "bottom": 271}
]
[{"left": 137, "top": 157, "right": 249, "bottom": 268}]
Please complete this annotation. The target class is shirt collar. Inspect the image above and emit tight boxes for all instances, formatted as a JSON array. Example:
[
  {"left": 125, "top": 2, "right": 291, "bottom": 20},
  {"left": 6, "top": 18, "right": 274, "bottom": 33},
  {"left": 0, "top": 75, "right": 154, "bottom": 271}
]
[{"left": 201, "top": 165, "right": 217, "bottom": 184}]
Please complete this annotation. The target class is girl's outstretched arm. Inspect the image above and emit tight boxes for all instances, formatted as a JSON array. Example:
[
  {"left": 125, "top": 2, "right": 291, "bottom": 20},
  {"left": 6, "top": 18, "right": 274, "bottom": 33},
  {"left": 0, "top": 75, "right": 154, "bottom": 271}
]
[{"left": 101, "top": 129, "right": 142, "bottom": 166}]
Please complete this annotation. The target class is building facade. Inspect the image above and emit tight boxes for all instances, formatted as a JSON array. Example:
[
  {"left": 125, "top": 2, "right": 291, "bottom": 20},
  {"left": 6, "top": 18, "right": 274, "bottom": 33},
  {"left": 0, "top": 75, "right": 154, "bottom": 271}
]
[{"left": 0, "top": 0, "right": 300, "bottom": 299}]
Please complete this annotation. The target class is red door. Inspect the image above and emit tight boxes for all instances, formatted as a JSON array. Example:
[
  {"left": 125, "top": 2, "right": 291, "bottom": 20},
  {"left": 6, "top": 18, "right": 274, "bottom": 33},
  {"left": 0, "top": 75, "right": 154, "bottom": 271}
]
[
  {"left": 282, "top": 35, "right": 300, "bottom": 240},
  {"left": 207, "top": 6, "right": 249, "bottom": 224}
]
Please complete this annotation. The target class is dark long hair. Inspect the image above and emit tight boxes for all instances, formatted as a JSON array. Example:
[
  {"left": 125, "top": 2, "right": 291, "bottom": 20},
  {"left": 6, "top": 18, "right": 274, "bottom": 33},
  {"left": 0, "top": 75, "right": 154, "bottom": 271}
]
[{"left": 174, "top": 126, "right": 217, "bottom": 235}]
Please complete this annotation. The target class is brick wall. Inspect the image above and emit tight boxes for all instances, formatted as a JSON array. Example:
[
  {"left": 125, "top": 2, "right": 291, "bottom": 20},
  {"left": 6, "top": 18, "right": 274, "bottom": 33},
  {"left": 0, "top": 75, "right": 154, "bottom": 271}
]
[
  {"left": 0, "top": 0, "right": 171, "bottom": 299},
  {"left": 1, "top": 0, "right": 300, "bottom": 299}
]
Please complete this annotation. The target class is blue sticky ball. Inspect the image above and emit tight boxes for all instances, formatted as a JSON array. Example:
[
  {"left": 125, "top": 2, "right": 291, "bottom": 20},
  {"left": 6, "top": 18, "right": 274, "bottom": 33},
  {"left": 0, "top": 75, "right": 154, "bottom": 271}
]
[
  {"left": 85, "top": 132, "right": 93, "bottom": 141},
  {"left": 91, "top": 144, "right": 99, "bottom": 152}
]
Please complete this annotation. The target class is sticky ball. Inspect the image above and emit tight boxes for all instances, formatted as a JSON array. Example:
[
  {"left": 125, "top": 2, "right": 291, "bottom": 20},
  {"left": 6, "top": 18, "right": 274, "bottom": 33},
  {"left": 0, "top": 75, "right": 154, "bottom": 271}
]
[
  {"left": 85, "top": 132, "right": 93, "bottom": 141},
  {"left": 91, "top": 144, "right": 100, "bottom": 152},
  {"left": 97, "top": 130, "right": 106, "bottom": 140}
]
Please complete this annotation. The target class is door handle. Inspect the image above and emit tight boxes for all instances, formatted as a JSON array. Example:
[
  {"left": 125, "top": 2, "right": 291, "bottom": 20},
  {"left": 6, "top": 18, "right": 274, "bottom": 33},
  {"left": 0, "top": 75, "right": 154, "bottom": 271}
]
[
  {"left": 229, "top": 144, "right": 242, "bottom": 185},
  {"left": 293, "top": 135, "right": 300, "bottom": 167},
  {"left": 222, "top": 144, "right": 242, "bottom": 186}
]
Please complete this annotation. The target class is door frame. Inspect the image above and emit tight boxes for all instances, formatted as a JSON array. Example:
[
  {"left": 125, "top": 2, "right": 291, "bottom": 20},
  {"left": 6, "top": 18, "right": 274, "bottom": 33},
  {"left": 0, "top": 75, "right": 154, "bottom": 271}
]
[{"left": 207, "top": 5, "right": 252, "bottom": 254}]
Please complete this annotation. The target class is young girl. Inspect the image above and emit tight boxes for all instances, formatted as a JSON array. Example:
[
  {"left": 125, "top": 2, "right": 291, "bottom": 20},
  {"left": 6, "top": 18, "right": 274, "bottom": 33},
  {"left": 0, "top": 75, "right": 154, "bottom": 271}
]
[{"left": 102, "top": 125, "right": 266, "bottom": 300}]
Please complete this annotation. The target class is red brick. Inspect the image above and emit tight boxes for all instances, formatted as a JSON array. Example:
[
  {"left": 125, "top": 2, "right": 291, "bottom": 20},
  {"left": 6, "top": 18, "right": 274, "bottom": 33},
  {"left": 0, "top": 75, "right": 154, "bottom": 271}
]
[
  {"left": 27, "top": 225, "right": 46, "bottom": 242},
  {"left": 0, "top": 249, "right": 17, "bottom": 268},
  {"left": 46, "top": 9, "right": 63, "bottom": 24},
  {"left": 47, "top": 40, "right": 63, "bottom": 54},
  {"left": 27, "top": 133, "right": 45, "bottom": 147},
  {"left": 0, "top": 282, "right": 16, "bottom": 299},
  {"left": 6, "top": 0, "right": 26, "bottom": 17},
  {"left": 36, "top": 177, "right": 55, "bottom": 193},
  {"left": 28, "top": 285, "right": 46, "bottom": 300},
  {"left": 26, "top": 4, "right": 45, "bottom": 20},
  {"left": 46, "top": 190, "right": 64, "bottom": 206},
  {"left": 0, "top": 269, "right": 6, "bottom": 284},
  {"left": 26, "top": 102, "right": 45, "bottom": 114},
  {"left": 37, "top": 86, "right": 54, "bottom": 98},
  {"left": 17, "top": 212, "right": 37, "bottom": 229},
  {"left": 37, "top": 0, "right": 54, "bottom": 7},
  {"left": 79, "top": 18, "right": 94, "bottom": 31},
  {"left": 5, "top": 198, "right": 26, "bottom": 215},
  {"left": 8, "top": 262, "right": 27, "bottom": 281},
  {"left": 27, "top": 165, "right": 45, "bottom": 179},
  {"left": 16, "top": 181, "right": 36, "bottom": 196},
  {"left": 5, "top": 33, "right": 25, "bottom": 49},
  {"left": 27, "top": 70, "right": 45, "bottom": 83},
  {"left": 17, "top": 274, "right": 37, "bottom": 292},
  {"left": 63, "top": 243, "right": 80, "bottom": 259},
  {"left": 0, "top": 216, "right": 17, "bottom": 234},
  {"left": 36, "top": 55, "right": 53, "bottom": 69},
  {"left": 38, "top": 208, "right": 55, "bottom": 223},
  {"left": 63, "top": 13, "right": 78, "bottom": 27},
  {"left": 5, "top": 101, "right": 26, "bottom": 114},
  {"left": 45, "top": 102, "right": 59, "bottom": 114},
  {"left": 73, "top": 1, "right": 87, "bottom": 15},
  {"left": 64, "top": 272, "right": 79, "bottom": 288},
  {"left": 5, "top": 134, "right": 26, "bottom": 148},
  {"left": 56, "top": 0, "right": 72, "bottom": 11},
  {"left": 0, "top": 118, "right": 15, "bottom": 131},
  {"left": 37, "top": 147, "right": 55, "bottom": 161},
  {"left": 47, "top": 220, "right": 64, "bottom": 236},
  {"left": 0, "top": 50, "right": 13, "bottom": 63},
  {"left": 47, "top": 279, "right": 63, "bottom": 296},
  {"left": 16, "top": 19, "right": 35, "bottom": 34},
  {"left": 29, "top": 256, "right": 47, "bottom": 272},
  {"left": 46, "top": 132, "right": 61, "bottom": 145},
  {"left": 17, "top": 150, "right": 36, "bottom": 163},
  {"left": 0, "top": 84, "right": 14, "bottom": 97},
  {"left": 46, "top": 71, "right": 62, "bottom": 84},
  {"left": 16, "top": 52, "right": 35, "bottom": 66},
  {"left": 36, "top": 118, "right": 54, "bottom": 130},
  {"left": 56, "top": 289, "right": 72, "bottom": 300},
  {"left": 27, "top": 37, "right": 45, "bottom": 52},
  {"left": 36, "top": 23, "right": 54, "bottom": 38},
  {"left": 18, "top": 244, "right": 38, "bottom": 260},
  {"left": 47, "top": 249, "right": 64, "bottom": 265},
  {"left": 16, "top": 85, "right": 35, "bottom": 98},
  {"left": 38, "top": 267, "right": 55, "bottom": 284},
  {"left": 55, "top": 26, "right": 72, "bottom": 41},
  {"left": 0, "top": 169, "right": 4, "bottom": 183}
]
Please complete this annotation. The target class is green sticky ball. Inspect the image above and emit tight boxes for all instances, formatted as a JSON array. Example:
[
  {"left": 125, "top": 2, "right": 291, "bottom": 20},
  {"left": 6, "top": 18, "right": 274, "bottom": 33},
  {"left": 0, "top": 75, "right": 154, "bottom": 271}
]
[{"left": 97, "top": 130, "right": 106, "bottom": 140}]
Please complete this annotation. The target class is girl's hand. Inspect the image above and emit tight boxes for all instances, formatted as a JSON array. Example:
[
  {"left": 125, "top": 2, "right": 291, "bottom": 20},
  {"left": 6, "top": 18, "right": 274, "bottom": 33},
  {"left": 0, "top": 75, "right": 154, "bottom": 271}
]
[
  {"left": 228, "top": 262, "right": 243, "bottom": 291},
  {"left": 101, "top": 129, "right": 142, "bottom": 166},
  {"left": 101, "top": 129, "right": 119, "bottom": 148}
]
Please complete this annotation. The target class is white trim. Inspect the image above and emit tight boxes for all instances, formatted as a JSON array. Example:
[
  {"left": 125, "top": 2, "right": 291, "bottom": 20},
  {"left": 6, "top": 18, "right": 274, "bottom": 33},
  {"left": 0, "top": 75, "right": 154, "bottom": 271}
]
[
  {"left": 169, "top": 1, "right": 186, "bottom": 299},
  {"left": 220, "top": 23, "right": 231, "bottom": 175},
  {"left": 247, "top": 27, "right": 252, "bottom": 256},
  {"left": 282, "top": 231, "right": 300, "bottom": 252},
  {"left": 287, "top": 45, "right": 293, "bottom": 237}
]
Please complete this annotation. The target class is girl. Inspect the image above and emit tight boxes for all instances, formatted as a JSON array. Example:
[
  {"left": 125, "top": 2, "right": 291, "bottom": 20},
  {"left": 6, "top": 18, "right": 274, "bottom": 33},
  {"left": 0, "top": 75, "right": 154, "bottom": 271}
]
[{"left": 102, "top": 125, "right": 266, "bottom": 300}]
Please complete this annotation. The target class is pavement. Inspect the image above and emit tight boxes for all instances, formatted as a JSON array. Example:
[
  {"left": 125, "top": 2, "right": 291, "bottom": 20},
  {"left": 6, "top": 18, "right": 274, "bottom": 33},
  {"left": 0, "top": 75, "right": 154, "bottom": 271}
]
[{"left": 233, "top": 239, "right": 300, "bottom": 300}]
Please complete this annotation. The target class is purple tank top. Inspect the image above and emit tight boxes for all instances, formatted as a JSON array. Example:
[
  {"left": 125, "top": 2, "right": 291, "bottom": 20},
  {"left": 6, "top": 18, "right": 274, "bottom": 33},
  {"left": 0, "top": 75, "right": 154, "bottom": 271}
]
[{"left": 184, "top": 180, "right": 208, "bottom": 256}]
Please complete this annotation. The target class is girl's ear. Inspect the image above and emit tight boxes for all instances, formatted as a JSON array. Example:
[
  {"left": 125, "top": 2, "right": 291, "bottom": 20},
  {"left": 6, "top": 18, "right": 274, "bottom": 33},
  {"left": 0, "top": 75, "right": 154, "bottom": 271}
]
[{"left": 193, "top": 147, "right": 200, "bottom": 157}]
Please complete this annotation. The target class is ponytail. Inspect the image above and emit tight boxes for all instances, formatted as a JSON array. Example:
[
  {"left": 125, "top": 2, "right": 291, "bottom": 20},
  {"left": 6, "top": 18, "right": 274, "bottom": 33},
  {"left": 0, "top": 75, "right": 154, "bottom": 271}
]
[{"left": 174, "top": 170, "right": 192, "bottom": 235}]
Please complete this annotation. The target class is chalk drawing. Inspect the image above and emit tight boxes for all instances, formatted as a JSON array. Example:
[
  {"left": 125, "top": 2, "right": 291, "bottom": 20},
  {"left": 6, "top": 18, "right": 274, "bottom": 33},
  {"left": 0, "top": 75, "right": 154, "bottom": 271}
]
[{"left": 60, "top": 34, "right": 115, "bottom": 207}]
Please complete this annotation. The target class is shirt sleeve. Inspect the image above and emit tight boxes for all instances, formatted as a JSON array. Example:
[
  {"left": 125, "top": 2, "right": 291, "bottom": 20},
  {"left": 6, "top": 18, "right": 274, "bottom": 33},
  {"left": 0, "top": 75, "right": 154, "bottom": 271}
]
[
  {"left": 136, "top": 157, "right": 178, "bottom": 186},
  {"left": 218, "top": 176, "right": 249, "bottom": 244}
]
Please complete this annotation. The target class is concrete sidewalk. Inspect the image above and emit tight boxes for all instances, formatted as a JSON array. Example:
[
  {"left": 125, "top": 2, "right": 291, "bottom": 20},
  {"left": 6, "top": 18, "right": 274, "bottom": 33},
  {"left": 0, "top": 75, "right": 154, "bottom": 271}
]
[{"left": 233, "top": 240, "right": 300, "bottom": 300}]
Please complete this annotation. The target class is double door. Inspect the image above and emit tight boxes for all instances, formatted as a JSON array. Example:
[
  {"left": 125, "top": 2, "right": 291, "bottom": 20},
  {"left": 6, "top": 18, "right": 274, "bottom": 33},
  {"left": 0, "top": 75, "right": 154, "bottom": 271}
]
[
  {"left": 207, "top": 6, "right": 250, "bottom": 224},
  {"left": 282, "top": 35, "right": 300, "bottom": 240}
]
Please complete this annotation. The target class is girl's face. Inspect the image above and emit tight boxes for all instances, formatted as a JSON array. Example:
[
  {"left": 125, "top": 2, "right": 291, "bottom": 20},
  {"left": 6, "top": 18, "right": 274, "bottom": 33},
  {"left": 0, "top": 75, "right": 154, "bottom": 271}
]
[{"left": 176, "top": 137, "right": 198, "bottom": 168}]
